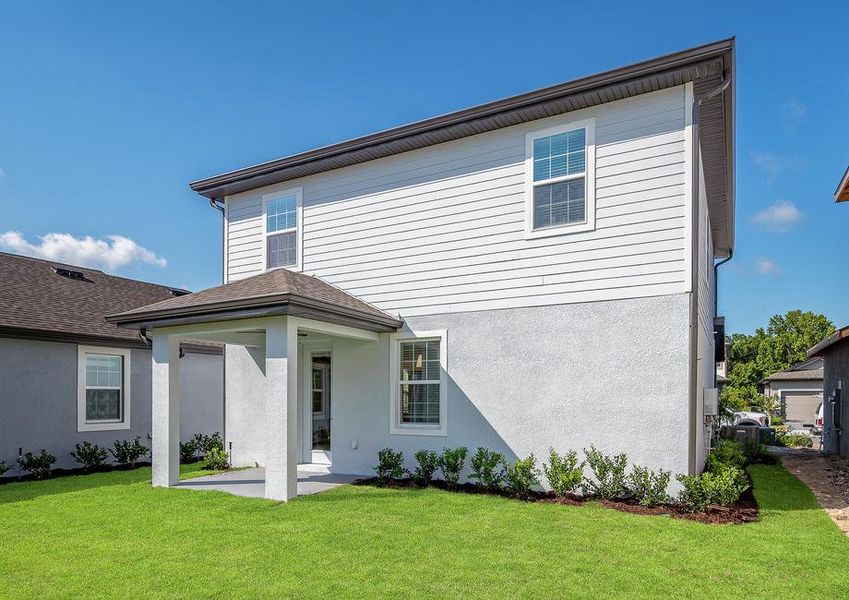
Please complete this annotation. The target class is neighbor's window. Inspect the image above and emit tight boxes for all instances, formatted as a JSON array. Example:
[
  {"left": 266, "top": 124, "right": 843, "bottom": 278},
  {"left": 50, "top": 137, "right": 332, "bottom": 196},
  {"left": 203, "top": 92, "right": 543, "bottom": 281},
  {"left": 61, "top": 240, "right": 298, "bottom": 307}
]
[
  {"left": 77, "top": 346, "right": 131, "bottom": 432},
  {"left": 399, "top": 339, "right": 441, "bottom": 424},
  {"left": 525, "top": 119, "right": 595, "bottom": 237},
  {"left": 85, "top": 354, "right": 123, "bottom": 420},
  {"left": 264, "top": 189, "right": 301, "bottom": 269}
]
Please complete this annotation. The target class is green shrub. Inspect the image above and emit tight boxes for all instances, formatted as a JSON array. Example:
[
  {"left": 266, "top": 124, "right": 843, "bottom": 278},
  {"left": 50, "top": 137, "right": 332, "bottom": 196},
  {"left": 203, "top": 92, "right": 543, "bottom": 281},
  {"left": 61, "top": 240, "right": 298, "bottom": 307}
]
[
  {"left": 203, "top": 446, "right": 230, "bottom": 471},
  {"left": 771, "top": 415, "right": 784, "bottom": 426},
  {"left": 438, "top": 447, "right": 468, "bottom": 487},
  {"left": 17, "top": 449, "right": 56, "bottom": 479},
  {"left": 469, "top": 447, "right": 504, "bottom": 489},
  {"left": 110, "top": 437, "right": 148, "bottom": 466},
  {"left": 70, "top": 441, "right": 108, "bottom": 470},
  {"left": 583, "top": 446, "right": 628, "bottom": 499},
  {"left": 707, "top": 439, "right": 747, "bottom": 472},
  {"left": 374, "top": 448, "right": 405, "bottom": 483},
  {"left": 742, "top": 441, "right": 771, "bottom": 464},
  {"left": 703, "top": 464, "right": 749, "bottom": 506},
  {"left": 502, "top": 454, "right": 540, "bottom": 496},
  {"left": 206, "top": 432, "right": 224, "bottom": 453},
  {"left": 0, "top": 462, "right": 10, "bottom": 476},
  {"left": 543, "top": 448, "right": 584, "bottom": 497},
  {"left": 777, "top": 432, "right": 813, "bottom": 448},
  {"left": 179, "top": 440, "right": 199, "bottom": 463},
  {"left": 677, "top": 464, "right": 749, "bottom": 511},
  {"left": 192, "top": 432, "right": 224, "bottom": 456},
  {"left": 676, "top": 473, "right": 711, "bottom": 512},
  {"left": 412, "top": 450, "right": 439, "bottom": 486},
  {"left": 627, "top": 465, "right": 670, "bottom": 507}
]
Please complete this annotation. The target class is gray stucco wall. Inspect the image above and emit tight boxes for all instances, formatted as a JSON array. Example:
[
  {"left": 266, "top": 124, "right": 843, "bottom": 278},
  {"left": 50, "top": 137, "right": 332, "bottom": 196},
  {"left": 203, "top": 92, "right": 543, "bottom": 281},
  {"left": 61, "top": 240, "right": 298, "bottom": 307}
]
[
  {"left": 223, "top": 293, "right": 692, "bottom": 483},
  {"left": 0, "top": 337, "right": 223, "bottom": 474},
  {"left": 822, "top": 340, "right": 849, "bottom": 458}
]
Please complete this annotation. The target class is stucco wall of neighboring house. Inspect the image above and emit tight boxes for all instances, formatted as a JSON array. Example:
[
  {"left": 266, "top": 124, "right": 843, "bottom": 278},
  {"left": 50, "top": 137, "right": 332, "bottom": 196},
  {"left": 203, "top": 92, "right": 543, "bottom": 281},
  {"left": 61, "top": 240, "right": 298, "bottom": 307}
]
[
  {"left": 822, "top": 341, "right": 849, "bottom": 457},
  {"left": 223, "top": 294, "right": 691, "bottom": 483},
  {"left": 0, "top": 337, "right": 223, "bottom": 474}
]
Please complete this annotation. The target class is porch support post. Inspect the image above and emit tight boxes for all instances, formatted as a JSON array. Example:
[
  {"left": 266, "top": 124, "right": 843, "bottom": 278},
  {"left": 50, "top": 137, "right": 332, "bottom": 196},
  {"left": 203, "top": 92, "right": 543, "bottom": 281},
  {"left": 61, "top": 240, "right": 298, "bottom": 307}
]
[
  {"left": 151, "top": 331, "right": 181, "bottom": 488},
  {"left": 265, "top": 317, "right": 299, "bottom": 501}
]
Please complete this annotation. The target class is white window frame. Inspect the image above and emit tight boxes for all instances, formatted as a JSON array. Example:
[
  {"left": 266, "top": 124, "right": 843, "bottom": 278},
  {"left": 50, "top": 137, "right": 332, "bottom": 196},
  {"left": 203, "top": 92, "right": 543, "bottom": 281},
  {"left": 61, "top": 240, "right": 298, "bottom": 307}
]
[
  {"left": 524, "top": 117, "right": 596, "bottom": 239},
  {"left": 262, "top": 186, "right": 304, "bottom": 271},
  {"left": 77, "top": 345, "right": 131, "bottom": 432},
  {"left": 311, "top": 362, "right": 330, "bottom": 419},
  {"left": 389, "top": 329, "right": 448, "bottom": 436}
]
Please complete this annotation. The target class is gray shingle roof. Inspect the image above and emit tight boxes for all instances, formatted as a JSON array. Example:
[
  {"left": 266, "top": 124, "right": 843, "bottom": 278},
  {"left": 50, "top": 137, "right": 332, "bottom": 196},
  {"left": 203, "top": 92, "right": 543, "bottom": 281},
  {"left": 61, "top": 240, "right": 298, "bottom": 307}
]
[
  {"left": 762, "top": 357, "right": 824, "bottom": 382},
  {"left": 108, "top": 268, "right": 402, "bottom": 332},
  {"left": 0, "top": 251, "right": 188, "bottom": 347}
]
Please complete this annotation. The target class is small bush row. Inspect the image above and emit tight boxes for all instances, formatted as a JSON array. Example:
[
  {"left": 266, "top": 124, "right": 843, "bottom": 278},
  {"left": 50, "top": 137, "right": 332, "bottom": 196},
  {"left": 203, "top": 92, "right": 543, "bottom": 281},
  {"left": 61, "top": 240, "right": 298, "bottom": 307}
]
[
  {"left": 375, "top": 440, "right": 753, "bottom": 511},
  {"left": 3, "top": 431, "right": 227, "bottom": 480},
  {"left": 375, "top": 445, "right": 673, "bottom": 505}
]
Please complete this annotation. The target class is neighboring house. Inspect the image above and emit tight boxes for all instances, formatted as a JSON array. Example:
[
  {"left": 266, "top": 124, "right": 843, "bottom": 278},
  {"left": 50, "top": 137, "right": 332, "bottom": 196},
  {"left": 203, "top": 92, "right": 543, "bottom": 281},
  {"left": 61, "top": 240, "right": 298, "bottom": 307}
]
[
  {"left": 0, "top": 252, "right": 224, "bottom": 474},
  {"left": 760, "top": 357, "right": 823, "bottom": 428},
  {"left": 809, "top": 327, "right": 849, "bottom": 458},
  {"left": 110, "top": 39, "right": 736, "bottom": 501}
]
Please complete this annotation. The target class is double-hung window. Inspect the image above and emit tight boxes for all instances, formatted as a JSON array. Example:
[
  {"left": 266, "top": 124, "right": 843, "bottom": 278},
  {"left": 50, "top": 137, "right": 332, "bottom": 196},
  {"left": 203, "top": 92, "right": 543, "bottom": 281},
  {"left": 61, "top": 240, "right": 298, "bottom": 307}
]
[
  {"left": 77, "top": 346, "right": 131, "bottom": 432},
  {"left": 263, "top": 188, "right": 302, "bottom": 270},
  {"left": 525, "top": 118, "right": 595, "bottom": 237},
  {"left": 390, "top": 330, "right": 447, "bottom": 436}
]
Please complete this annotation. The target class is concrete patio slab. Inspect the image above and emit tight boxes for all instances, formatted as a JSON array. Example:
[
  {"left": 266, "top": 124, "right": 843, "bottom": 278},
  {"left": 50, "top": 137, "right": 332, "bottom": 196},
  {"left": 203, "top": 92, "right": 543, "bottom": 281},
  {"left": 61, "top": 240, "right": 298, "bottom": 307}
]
[{"left": 175, "top": 467, "right": 361, "bottom": 499}]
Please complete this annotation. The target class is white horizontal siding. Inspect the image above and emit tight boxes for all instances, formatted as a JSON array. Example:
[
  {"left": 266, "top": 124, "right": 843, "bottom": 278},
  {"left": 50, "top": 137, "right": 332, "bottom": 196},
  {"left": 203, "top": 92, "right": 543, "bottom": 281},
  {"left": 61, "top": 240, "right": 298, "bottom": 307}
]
[{"left": 225, "top": 86, "right": 692, "bottom": 316}]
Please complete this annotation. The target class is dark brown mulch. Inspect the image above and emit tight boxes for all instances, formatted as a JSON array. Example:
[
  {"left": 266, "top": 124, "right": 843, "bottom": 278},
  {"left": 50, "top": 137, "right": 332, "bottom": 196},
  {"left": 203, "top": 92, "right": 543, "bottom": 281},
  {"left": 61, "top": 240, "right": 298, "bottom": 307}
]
[{"left": 356, "top": 477, "right": 759, "bottom": 525}]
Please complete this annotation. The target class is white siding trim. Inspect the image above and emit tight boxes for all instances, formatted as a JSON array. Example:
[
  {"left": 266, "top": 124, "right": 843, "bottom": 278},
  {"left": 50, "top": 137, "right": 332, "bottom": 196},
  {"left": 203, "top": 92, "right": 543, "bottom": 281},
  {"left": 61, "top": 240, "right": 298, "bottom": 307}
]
[
  {"left": 683, "top": 82, "right": 695, "bottom": 292},
  {"left": 76, "top": 345, "right": 132, "bottom": 432},
  {"left": 389, "top": 329, "right": 448, "bottom": 436}
]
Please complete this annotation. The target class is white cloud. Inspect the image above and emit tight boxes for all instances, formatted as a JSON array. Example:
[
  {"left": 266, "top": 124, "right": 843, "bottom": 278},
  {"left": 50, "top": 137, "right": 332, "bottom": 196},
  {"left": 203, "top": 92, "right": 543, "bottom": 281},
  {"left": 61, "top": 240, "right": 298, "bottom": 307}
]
[
  {"left": 751, "top": 152, "right": 802, "bottom": 182},
  {"left": 0, "top": 165, "right": 5, "bottom": 177},
  {"left": 751, "top": 200, "right": 804, "bottom": 232},
  {"left": 0, "top": 231, "right": 167, "bottom": 271},
  {"left": 754, "top": 259, "right": 782, "bottom": 276},
  {"left": 781, "top": 99, "right": 807, "bottom": 125}
]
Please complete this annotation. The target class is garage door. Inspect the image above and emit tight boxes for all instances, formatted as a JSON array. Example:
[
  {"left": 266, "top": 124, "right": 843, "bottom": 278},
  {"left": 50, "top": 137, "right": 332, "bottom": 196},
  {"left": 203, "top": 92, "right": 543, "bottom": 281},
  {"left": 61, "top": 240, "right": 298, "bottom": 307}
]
[{"left": 783, "top": 392, "right": 822, "bottom": 426}]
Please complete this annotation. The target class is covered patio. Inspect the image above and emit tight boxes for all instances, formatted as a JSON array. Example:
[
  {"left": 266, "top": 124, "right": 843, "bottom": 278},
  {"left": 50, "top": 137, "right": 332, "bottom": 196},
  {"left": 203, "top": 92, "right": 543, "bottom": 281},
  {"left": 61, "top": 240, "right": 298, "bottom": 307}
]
[
  {"left": 175, "top": 466, "right": 360, "bottom": 499},
  {"left": 107, "top": 269, "right": 401, "bottom": 502}
]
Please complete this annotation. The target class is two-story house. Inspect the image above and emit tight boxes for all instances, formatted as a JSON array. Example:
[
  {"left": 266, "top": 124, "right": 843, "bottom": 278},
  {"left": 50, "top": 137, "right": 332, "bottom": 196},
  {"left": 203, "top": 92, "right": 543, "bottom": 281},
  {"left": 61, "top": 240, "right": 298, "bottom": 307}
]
[{"left": 110, "top": 39, "right": 735, "bottom": 501}]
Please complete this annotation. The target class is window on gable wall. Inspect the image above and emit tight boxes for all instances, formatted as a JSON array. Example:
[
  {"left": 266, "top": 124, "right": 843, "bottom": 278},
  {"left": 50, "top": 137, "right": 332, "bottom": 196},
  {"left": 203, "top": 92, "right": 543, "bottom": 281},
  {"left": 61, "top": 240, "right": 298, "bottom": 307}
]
[
  {"left": 525, "top": 118, "right": 595, "bottom": 237},
  {"left": 265, "top": 190, "right": 301, "bottom": 269}
]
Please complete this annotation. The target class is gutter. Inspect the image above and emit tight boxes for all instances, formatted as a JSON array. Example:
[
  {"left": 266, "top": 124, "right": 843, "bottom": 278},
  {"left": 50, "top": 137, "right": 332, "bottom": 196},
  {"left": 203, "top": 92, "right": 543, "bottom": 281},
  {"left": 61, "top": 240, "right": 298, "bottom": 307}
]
[
  {"left": 209, "top": 198, "right": 226, "bottom": 285},
  {"left": 688, "top": 76, "right": 731, "bottom": 474}
]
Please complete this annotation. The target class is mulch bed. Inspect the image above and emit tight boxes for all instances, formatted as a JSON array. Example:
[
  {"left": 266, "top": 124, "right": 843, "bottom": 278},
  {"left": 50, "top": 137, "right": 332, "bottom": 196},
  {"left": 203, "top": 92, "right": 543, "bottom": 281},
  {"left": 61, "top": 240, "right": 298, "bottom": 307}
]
[
  {"left": 0, "top": 461, "right": 154, "bottom": 485},
  {"left": 355, "top": 476, "right": 759, "bottom": 525}
]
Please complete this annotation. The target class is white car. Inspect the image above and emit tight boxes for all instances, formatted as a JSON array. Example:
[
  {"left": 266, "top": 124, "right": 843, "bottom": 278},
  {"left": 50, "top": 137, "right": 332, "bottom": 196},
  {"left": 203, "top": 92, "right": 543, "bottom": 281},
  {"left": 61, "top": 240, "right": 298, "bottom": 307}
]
[
  {"left": 813, "top": 403, "right": 823, "bottom": 435},
  {"left": 732, "top": 411, "right": 770, "bottom": 427}
]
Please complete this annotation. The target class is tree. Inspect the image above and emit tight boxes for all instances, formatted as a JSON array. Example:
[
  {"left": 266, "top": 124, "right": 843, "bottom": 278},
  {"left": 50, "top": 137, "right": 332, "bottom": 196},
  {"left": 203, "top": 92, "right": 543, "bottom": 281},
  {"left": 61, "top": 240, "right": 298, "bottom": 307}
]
[{"left": 722, "top": 310, "right": 834, "bottom": 413}]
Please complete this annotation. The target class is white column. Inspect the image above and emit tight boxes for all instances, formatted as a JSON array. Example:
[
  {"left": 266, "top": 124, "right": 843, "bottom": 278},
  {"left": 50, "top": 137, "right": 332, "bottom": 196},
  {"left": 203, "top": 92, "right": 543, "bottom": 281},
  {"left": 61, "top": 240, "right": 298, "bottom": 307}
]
[
  {"left": 264, "top": 317, "right": 299, "bottom": 501},
  {"left": 151, "top": 331, "right": 181, "bottom": 488}
]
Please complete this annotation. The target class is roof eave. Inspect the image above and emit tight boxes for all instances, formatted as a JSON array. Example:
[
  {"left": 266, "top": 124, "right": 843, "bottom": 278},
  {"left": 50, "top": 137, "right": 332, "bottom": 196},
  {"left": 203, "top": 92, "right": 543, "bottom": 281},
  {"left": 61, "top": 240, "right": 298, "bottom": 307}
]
[
  {"left": 808, "top": 326, "right": 849, "bottom": 357},
  {"left": 189, "top": 38, "right": 735, "bottom": 200},
  {"left": 107, "top": 293, "right": 402, "bottom": 333},
  {"left": 835, "top": 165, "right": 849, "bottom": 202}
]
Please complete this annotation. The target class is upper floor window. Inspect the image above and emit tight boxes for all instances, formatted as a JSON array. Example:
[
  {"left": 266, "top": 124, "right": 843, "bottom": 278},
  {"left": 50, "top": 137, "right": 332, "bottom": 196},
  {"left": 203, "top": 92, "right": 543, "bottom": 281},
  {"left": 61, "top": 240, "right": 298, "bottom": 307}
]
[
  {"left": 263, "top": 188, "right": 303, "bottom": 270},
  {"left": 525, "top": 118, "right": 596, "bottom": 238}
]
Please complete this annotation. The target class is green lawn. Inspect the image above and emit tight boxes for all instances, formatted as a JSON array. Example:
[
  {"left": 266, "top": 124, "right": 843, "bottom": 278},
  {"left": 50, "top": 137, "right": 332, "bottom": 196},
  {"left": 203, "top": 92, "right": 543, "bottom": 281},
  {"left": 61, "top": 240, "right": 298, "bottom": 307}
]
[{"left": 1, "top": 463, "right": 847, "bottom": 599}]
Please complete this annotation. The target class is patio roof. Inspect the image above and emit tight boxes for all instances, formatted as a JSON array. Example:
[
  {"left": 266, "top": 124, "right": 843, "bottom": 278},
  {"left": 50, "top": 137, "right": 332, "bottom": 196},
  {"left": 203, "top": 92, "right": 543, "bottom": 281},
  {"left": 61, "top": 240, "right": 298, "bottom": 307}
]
[{"left": 107, "top": 268, "right": 402, "bottom": 332}]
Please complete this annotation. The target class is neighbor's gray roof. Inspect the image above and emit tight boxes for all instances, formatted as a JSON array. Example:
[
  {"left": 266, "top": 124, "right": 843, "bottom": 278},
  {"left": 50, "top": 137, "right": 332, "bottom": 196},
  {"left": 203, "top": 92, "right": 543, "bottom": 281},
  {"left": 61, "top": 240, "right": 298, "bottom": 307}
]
[
  {"left": 0, "top": 251, "right": 188, "bottom": 348},
  {"left": 809, "top": 326, "right": 849, "bottom": 357},
  {"left": 108, "top": 268, "right": 402, "bottom": 332},
  {"left": 762, "top": 357, "right": 824, "bottom": 383},
  {"left": 190, "top": 39, "right": 735, "bottom": 256}
]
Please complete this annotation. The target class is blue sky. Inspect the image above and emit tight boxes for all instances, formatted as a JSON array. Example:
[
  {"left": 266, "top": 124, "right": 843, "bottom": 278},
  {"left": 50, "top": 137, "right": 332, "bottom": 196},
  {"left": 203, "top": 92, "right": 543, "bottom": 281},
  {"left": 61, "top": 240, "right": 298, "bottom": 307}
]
[{"left": 0, "top": 1, "right": 847, "bottom": 334}]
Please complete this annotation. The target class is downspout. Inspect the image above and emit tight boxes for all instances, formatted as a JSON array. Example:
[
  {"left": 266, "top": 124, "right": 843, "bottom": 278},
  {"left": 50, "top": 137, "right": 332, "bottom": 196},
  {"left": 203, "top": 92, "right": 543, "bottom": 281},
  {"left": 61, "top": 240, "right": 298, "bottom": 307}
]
[
  {"left": 688, "top": 77, "right": 731, "bottom": 474},
  {"left": 208, "top": 197, "right": 227, "bottom": 445}
]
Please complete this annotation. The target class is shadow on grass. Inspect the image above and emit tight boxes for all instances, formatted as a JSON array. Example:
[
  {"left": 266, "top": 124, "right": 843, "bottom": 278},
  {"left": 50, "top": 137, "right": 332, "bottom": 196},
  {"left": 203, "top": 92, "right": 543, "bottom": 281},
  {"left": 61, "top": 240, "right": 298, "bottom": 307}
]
[{"left": 0, "top": 467, "right": 153, "bottom": 505}]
